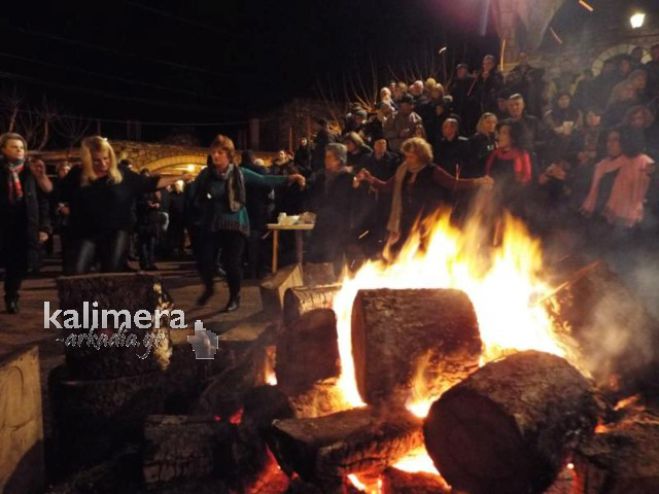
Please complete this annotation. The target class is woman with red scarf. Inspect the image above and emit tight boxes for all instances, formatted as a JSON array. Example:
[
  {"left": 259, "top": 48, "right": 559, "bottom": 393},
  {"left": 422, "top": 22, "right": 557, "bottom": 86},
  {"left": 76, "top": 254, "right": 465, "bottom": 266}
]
[{"left": 0, "top": 133, "right": 51, "bottom": 314}]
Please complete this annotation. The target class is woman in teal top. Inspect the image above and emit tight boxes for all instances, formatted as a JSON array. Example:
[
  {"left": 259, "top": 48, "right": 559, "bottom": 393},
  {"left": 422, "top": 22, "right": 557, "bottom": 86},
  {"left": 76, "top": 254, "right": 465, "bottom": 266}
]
[{"left": 191, "top": 135, "right": 305, "bottom": 312}]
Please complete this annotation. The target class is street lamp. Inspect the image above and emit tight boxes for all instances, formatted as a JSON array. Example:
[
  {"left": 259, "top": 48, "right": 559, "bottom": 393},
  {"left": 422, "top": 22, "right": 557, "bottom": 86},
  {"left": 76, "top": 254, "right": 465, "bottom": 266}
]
[{"left": 630, "top": 12, "right": 645, "bottom": 29}]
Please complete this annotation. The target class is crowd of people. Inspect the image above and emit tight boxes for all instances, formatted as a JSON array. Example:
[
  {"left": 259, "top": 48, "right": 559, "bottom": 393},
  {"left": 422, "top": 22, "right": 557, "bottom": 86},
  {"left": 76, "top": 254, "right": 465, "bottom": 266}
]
[{"left": 0, "top": 45, "right": 657, "bottom": 314}]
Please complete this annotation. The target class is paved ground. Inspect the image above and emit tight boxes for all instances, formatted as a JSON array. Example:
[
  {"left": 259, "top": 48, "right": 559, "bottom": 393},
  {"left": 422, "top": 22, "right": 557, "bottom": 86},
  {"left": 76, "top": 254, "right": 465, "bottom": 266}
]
[
  {"left": 0, "top": 257, "right": 266, "bottom": 348},
  {"left": 0, "top": 256, "right": 269, "bottom": 440}
]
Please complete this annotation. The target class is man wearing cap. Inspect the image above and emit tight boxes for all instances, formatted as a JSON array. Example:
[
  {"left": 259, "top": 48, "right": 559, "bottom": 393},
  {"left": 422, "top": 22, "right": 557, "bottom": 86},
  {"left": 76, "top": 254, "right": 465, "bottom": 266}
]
[{"left": 383, "top": 94, "right": 425, "bottom": 153}]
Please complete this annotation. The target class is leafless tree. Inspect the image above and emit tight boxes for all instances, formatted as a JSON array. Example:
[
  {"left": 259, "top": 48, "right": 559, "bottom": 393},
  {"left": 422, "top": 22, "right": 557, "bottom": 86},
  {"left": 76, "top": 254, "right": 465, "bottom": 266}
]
[
  {"left": 0, "top": 85, "right": 22, "bottom": 133},
  {"left": 12, "top": 97, "right": 58, "bottom": 151},
  {"left": 55, "top": 113, "right": 91, "bottom": 155}
]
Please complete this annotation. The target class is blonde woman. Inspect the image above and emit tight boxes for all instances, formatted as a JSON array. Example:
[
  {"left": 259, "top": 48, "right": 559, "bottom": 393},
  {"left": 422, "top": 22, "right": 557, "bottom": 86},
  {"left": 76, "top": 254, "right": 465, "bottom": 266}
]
[
  {"left": 470, "top": 113, "right": 498, "bottom": 175},
  {"left": 56, "top": 136, "right": 188, "bottom": 274},
  {"left": 357, "top": 137, "right": 492, "bottom": 251}
]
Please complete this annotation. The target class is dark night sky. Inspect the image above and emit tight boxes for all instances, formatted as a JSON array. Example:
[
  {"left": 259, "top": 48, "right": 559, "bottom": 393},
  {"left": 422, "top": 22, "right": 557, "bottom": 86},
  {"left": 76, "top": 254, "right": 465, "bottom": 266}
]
[
  {"left": 2, "top": 1, "right": 499, "bottom": 126},
  {"left": 2, "top": 0, "right": 652, "bottom": 139}
]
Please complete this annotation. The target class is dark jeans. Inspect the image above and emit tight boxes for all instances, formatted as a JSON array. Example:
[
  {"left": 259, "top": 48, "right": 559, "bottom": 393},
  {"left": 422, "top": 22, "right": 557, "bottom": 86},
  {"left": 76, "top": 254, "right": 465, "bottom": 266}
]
[
  {"left": 138, "top": 233, "right": 157, "bottom": 269},
  {"left": 1, "top": 232, "right": 28, "bottom": 300},
  {"left": 69, "top": 229, "right": 131, "bottom": 275},
  {"left": 246, "top": 228, "right": 266, "bottom": 279},
  {"left": 197, "top": 230, "right": 245, "bottom": 297}
]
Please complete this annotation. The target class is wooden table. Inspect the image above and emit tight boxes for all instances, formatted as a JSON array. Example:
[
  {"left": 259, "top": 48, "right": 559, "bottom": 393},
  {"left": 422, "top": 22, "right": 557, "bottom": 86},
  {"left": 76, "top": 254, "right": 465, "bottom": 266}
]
[{"left": 266, "top": 223, "right": 315, "bottom": 273}]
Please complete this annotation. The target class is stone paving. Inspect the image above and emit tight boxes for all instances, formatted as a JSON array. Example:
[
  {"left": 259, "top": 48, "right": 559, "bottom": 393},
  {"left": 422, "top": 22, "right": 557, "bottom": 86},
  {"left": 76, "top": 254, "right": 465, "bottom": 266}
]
[{"left": 0, "top": 256, "right": 269, "bottom": 441}]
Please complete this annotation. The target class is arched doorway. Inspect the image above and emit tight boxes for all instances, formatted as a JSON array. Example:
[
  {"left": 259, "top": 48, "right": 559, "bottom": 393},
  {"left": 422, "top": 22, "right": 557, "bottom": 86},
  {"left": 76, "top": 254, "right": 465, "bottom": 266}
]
[
  {"left": 592, "top": 44, "right": 651, "bottom": 75},
  {"left": 143, "top": 154, "right": 207, "bottom": 176}
]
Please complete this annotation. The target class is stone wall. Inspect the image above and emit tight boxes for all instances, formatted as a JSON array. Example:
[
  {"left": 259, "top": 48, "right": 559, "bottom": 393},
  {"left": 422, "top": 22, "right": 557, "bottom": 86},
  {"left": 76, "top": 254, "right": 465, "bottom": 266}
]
[
  {"left": 38, "top": 140, "right": 278, "bottom": 176},
  {"left": 0, "top": 346, "right": 44, "bottom": 494}
]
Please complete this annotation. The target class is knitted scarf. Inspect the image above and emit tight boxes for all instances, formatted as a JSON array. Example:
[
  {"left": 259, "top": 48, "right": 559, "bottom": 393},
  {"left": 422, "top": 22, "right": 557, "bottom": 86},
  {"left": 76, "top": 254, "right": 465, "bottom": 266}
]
[
  {"left": 207, "top": 163, "right": 246, "bottom": 212},
  {"left": 5, "top": 159, "right": 25, "bottom": 204}
]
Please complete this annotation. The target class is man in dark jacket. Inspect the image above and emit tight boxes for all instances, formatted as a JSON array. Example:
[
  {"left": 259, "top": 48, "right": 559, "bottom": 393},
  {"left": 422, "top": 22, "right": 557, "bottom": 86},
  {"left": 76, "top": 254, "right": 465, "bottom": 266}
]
[
  {"left": 310, "top": 118, "right": 336, "bottom": 173},
  {"left": 306, "top": 143, "right": 356, "bottom": 273},
  {"left": 433, "top": 118, "right": 471, "bottom": 178},
  {"left": 293, "top": 138, "right": 312, "bottom": 177},
  {"left": 448, "top": 63, "right": 476, "bottom": 128},
  {"left": 473, "top": 55, "right": 504, "bottom": 115},
  {"left": 0, "top": 133, "right": 50, "bottom": 313}
]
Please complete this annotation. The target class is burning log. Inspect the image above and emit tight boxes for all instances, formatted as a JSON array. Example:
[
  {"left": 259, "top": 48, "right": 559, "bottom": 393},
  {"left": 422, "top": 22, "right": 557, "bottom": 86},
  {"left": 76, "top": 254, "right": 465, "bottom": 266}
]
[
  {"left": 195, "top": 324, "right": 277, "bottom": 416},
  {"left": 544, "top": 260, "right": 659, "bottom": 396},
  {"left": 288, "top": 378, "right": 349, "bottom": 419},
  {"left": 351, "top": 288, "right": 482, "bottom": 405},
  {"left": 424, "top": 351, "right": 599, "bottom": 494},
  {"left": 268, "top": 407, "right": 424, "bottom": 489},
  {"left": 283, "top": 284, "right": 341, "bottom": 326},
  {"left": 276, "top": 309, "right": 340, "bottom": 395},
  {"left": 144, "top": 387, "right": 294, "bottom": 491},
  {"left": 573, "top": 412, "right": 659, "bottom": 494},
  {"left": 381, "top": 468, "right": 451, "bottom": 494}
]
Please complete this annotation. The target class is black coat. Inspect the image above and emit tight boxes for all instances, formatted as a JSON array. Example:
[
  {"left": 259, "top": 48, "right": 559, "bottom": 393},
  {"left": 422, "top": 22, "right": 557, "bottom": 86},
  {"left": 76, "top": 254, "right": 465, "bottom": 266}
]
[
  {"left": 364, "top": 151, "right": 400, "bottom": 181},
  {"left": 0, "top": 161, "right": 50, "bottom": 266},
  {"left": 294, "top": 145, "right": 312, "bottom": 176},
  {"left": 311, "top": 129, "right": 336, "bottom": 172},
  {"left": 347, "top": 145, "right": 373, "bottom": 172},
  {"left": 306, "top": 170, "right": 356, "bottom": 263},
  {"left": 433, "top": 136, "right": 471, "bottom": 177},
  {"left": 469, "top": 133, "right": 496, "bottom": 177},
  {"left": 56, "top": 166, "right": 159, "bottom": 237}
]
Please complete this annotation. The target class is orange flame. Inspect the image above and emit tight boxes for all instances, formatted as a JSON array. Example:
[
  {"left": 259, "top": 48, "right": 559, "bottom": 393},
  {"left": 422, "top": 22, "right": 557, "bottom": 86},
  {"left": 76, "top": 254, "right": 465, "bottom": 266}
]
[
  {"left": 333, "top": 210, "right": 573, "bottom": 475},
  {"left": 334, "top": 211, "right": 569, "bottom": 410}
]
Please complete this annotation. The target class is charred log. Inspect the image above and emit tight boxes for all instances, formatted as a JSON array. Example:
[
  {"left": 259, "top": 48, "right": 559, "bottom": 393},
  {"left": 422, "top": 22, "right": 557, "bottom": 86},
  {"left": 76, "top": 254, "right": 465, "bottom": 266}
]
[
  {"left": 142, "top": 415, "right": 230, "bottom": 487},
  {"left": 56, "top": 273, "right": 173, "bottom": 379},
  {"left": 260, "top": 264, "right": 304, "bottom": 314},
  {"left": 574, "top": 412, "right": 659, "bottom": 494},
  {"left": 194, "top": 324, "right": 277, "bottom": 416},
  {"left": 49, "top": 365, "right": 167, "bottom": 470},
  {"left": 283, "top": 284, "right": 341, "bottom": 326},
  {"left": 424, "top": 350, "right": 599, "bottom": 494},
  {"left": 276, "top": 309, "right": 340, "bottom": 395},
  {"left": 351, "top": 288, "right": 482, "bottom": 405},
  {"left": 268, "top": 407, "right": 424, "bottom": 488}
]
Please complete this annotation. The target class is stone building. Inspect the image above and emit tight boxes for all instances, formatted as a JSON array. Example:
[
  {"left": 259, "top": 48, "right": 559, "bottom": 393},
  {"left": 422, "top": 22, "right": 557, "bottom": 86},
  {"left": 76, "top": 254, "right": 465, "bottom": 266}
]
[
  {"left": 496, "top": 0, "right": 658, "bottom": 73},
  {"left": 38, "top": 140, "right": 277, "bottom": 176}
]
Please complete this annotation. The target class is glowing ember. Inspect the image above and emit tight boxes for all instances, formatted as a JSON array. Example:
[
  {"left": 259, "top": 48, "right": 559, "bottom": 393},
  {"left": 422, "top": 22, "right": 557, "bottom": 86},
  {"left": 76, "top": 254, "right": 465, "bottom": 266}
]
[
  {"left": 334, "top": 210, "right": 569, "bottom": 410},
  {"left": 264, "top": 344, "right": 278, "bottom": 385},
  {"left": 347, "top": 473, "right": 382, "bottom": 493},
  {"left": 613, "top": 394, "right": 642, "bottom": 412},
  {"left": 391, "top": 446, "right": 438, "bottom": 474}
]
